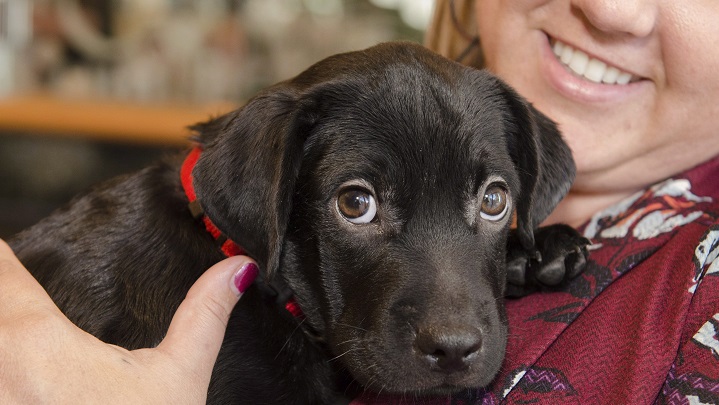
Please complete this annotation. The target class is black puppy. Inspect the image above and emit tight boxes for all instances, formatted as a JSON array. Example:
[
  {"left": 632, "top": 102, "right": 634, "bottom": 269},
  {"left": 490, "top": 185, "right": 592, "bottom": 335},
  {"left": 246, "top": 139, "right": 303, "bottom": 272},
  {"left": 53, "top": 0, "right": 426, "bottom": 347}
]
[{"left": 10, "top": 42, "right": 587, "bottom": 403}]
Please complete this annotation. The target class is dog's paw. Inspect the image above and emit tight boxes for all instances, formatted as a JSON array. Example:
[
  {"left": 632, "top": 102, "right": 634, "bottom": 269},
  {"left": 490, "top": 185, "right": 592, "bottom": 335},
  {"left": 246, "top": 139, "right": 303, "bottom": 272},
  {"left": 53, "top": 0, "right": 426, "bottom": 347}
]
[{"left": 505, "top": 224, "right": 590, "bottom": 297}]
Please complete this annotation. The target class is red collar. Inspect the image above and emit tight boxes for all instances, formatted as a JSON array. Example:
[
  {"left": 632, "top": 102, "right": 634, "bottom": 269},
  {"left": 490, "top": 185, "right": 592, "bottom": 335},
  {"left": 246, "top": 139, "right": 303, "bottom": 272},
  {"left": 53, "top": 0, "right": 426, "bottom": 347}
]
[
  {"left": 180, "top": 146, "right": 304, "bottom": 319},
  {"left": 181, "top": 147, "right": 245, "bottom": 257}
]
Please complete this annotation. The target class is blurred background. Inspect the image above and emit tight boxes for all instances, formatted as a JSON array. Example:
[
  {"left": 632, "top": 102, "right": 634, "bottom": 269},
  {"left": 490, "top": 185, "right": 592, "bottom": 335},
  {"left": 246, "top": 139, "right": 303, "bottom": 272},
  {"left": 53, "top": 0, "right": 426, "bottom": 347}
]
[{"left": 0, "top": 0, "right": 433, "bottom": 237}]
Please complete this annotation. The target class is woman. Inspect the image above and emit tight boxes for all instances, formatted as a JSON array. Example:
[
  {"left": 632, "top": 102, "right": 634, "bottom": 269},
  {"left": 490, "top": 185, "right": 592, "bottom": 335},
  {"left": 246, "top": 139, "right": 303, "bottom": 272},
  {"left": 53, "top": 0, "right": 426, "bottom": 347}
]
[
  {"left": 2, "top": 1, "right": 718, "bottom": 403},
  {"left": 357, "top": 0, "right": 719, "bottom": 403}
]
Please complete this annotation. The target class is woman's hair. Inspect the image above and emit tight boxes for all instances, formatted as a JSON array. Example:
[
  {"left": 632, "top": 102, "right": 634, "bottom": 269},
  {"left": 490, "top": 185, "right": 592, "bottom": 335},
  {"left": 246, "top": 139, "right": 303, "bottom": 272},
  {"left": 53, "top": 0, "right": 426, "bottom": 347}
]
[{"left": 425, "top": 0, "right": 484, "bottom": 68}]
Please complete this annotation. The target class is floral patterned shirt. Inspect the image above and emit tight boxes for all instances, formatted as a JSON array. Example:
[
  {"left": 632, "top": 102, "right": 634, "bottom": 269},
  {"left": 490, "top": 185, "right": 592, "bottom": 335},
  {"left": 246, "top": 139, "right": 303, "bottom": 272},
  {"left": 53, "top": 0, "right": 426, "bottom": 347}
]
[{"left": 352, "top": 155, "right": 719, "bottom": 405}]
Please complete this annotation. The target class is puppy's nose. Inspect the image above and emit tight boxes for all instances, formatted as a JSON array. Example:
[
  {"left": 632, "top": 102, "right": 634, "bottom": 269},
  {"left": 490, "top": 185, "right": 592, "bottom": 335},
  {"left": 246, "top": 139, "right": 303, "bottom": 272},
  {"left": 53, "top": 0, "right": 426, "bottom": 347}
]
[{"left": 415, "top": 328, "right": 482, "bottom": 373}]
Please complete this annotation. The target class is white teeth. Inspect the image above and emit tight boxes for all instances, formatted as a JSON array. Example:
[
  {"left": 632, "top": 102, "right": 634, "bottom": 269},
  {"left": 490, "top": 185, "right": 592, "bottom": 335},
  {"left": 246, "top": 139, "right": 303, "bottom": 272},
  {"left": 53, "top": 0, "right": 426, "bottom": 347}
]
[
  {"left": 568, "top": 50, "right": 589, "bottom": 76},
  {"left": 584, "top": 59, "right": 606, "bottom": 83},
  {"left": 560, "top": 45, "right": 574, "bottom": 64},
  {"left": 616, "top": 72, "right": 632, "bottom": 85},
  {"left": 602, "top": 66, "right": 620, "bottom": 84},
  {"left": 551, "top": 39, "right": 636, "bottom": 85}
]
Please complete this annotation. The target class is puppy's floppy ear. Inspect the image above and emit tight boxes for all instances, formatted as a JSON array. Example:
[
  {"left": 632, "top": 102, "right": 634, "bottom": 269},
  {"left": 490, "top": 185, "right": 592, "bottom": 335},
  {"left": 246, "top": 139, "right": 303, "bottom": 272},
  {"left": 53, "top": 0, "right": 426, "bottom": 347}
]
[
  {"left": 191, "top": 84, "right": 314, "bottom": 279},
  {"left": 499, "top": 83, "right": 576, "bottom": 250}
]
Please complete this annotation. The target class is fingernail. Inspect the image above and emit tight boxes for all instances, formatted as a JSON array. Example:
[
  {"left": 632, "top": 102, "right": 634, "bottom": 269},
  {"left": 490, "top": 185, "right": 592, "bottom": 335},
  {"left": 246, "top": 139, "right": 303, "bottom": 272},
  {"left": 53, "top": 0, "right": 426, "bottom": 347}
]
[{"left": 231, "top": 263, "right": 259, "bottom": 296}]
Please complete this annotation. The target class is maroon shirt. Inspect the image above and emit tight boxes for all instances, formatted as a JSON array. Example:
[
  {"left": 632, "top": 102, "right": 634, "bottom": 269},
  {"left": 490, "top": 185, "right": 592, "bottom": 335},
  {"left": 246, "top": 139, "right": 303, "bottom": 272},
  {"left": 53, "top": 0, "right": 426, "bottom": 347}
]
[{"left": 352, "top": 155, "right": 719, "bottom": 404}]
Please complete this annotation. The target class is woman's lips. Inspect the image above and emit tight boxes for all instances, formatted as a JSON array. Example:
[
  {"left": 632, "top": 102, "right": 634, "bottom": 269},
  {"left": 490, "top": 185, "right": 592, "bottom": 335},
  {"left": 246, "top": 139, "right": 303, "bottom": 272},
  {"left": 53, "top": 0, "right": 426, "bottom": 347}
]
[
  {"left": 552, "top": 39, "right": 638, "bottom": 85},
  {"left": 539, "top": 33, "right": 648, "bottom": 103}
]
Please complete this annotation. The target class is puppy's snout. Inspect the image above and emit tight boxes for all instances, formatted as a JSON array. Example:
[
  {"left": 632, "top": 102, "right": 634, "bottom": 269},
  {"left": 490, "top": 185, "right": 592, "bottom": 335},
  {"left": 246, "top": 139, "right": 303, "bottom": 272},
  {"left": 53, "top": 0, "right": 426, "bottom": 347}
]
[{"left": 415, "top": 327, "right": 482, "bottom": 373}]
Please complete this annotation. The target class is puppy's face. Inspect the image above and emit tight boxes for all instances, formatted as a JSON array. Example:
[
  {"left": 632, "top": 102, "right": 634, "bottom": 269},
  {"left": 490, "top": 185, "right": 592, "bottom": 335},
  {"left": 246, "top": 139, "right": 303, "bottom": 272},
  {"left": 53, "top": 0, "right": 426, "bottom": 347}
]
[
  {"left": 193, "top": 43, "right": 575, "bottom": 394},
  {"left": 284, "top": 94, "right": 517, "bottom": 392}
]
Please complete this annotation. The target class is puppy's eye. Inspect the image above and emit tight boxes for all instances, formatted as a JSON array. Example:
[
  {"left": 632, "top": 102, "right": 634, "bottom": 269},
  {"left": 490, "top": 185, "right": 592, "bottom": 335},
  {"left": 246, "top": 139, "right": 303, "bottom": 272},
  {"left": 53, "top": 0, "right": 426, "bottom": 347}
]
[
  {"left": 337, "top": 188, "right": 377, "bottom": 224},
  {"left": 480, "top": 184, "right": 509, "bottom": 221}
]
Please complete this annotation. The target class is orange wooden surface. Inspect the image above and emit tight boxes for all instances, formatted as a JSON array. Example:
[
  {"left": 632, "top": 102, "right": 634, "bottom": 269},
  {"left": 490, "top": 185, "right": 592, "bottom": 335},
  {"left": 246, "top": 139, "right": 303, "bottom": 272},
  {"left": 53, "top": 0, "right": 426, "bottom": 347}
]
[{"left": 0, "top": 93, "right": 237, "bottom": 146}]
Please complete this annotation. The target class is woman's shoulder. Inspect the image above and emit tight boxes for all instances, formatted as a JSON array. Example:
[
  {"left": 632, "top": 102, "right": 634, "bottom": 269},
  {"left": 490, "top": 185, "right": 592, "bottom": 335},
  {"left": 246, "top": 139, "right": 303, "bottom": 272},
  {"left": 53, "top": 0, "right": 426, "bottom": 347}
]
[
  {"left": 579, "top": 154, "right": 719, "bottom": 288},
  {"left": 582, "top": 154, "right": 719, "bottom": 247}
]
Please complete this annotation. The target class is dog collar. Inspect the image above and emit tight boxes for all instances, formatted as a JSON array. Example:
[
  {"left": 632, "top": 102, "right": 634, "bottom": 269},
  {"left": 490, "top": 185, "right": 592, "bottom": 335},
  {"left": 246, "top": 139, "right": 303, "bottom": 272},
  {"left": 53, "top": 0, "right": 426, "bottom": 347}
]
[
  {"left": 180, "top": 146, "right": 246, "bottom": 257},
  {"left": 180, "top": 146, "right": 304, "bottom": 319}
]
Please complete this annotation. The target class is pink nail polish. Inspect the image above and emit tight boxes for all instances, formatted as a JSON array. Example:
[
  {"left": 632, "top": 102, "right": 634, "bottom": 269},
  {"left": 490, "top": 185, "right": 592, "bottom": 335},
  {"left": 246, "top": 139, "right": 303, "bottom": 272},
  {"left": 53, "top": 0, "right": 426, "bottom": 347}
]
[{"left": 231, "top": 263, "right": 258, "bottom": 296}]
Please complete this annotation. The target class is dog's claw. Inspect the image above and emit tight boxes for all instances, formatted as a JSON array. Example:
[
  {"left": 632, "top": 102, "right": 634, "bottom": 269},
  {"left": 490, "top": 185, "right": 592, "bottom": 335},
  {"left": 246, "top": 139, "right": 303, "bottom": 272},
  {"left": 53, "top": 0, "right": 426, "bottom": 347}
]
[
  {"left": 566, "top": 245, "right": 588, "bottom": 279},
  {"left": 505, "top": 224, "right": 590, "bottom": 297}
]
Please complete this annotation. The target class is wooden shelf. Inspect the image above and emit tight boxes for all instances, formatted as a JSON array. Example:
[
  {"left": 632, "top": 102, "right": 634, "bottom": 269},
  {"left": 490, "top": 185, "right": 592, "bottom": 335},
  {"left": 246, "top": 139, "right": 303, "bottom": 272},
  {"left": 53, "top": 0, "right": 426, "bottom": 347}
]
[{"left": 0, "top": 93, "right": 237, "bottom": 146}]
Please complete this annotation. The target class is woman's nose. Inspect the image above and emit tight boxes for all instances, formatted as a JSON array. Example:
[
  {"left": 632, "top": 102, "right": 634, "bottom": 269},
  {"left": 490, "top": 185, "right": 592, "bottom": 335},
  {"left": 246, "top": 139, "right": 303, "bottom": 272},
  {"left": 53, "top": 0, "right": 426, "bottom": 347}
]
[{"left": 570, "top": 0, "right": 658, "bottom": 38}]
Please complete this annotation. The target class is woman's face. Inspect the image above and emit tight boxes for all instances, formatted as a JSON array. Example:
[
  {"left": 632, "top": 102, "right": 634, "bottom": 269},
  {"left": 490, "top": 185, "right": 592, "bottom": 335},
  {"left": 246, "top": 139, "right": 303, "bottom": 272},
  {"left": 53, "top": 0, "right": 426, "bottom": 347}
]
[{"left": 474, "top": 0, "right": 719, "bottom": 193}]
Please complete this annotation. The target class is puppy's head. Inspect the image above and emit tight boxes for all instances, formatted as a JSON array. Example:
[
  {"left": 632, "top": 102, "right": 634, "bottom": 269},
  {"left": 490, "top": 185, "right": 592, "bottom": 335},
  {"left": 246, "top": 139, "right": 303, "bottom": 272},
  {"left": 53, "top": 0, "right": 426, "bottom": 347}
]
[{"left": 192, "top": 42, "right": 574, "bottom": 394}]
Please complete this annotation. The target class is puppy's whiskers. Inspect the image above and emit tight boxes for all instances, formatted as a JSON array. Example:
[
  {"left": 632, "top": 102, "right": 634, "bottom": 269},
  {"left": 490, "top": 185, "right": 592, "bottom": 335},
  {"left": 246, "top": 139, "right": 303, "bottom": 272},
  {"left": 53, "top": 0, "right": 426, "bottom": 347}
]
[
  {"left": 335, "top": 321, "right": 369, "bottom": 333},
  {"left": 328, "top": 347, "right": 361, "bottom": 363},
  {"left": 274, "top": 317, "right": 309, "bottom": 360},
  {"left": 336, "top": 337, "right": 362, "bottom": 346}
]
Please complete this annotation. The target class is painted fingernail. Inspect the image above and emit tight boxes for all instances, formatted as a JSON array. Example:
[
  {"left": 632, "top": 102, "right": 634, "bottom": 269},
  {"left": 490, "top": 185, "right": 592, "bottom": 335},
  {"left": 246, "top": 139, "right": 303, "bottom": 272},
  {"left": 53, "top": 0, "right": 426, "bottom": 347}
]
[{"left": 231, "top": 263, "right": 259, "bottom": 296}]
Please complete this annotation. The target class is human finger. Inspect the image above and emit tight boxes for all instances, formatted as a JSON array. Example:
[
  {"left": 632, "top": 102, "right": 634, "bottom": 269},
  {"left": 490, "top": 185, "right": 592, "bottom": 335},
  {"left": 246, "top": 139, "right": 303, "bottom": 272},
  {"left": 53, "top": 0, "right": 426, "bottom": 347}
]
[{"left": 156, "top": 256, "right": 258, "bottom": 378}]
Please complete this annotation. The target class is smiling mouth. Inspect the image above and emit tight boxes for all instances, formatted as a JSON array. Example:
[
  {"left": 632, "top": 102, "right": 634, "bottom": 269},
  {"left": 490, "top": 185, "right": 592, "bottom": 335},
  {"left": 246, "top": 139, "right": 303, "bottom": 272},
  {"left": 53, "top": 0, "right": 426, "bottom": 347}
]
[{"left": 549, "top": 38, "right": 640, "bottom": 85}]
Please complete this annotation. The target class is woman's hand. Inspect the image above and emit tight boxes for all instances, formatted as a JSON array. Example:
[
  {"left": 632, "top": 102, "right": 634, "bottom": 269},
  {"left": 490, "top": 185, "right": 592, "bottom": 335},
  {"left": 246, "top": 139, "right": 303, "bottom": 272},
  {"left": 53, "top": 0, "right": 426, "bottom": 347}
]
[{"left": 0, "top": 239, "right": 257, "bottom": 404}]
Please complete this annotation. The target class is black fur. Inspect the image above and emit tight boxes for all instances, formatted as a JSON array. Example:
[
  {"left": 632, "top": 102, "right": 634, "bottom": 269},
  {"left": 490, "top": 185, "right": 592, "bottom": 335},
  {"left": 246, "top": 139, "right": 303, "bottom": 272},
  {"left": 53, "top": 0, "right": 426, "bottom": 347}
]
[{"left": 10, "top": 42, "right": 587, "bottom": 403}]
